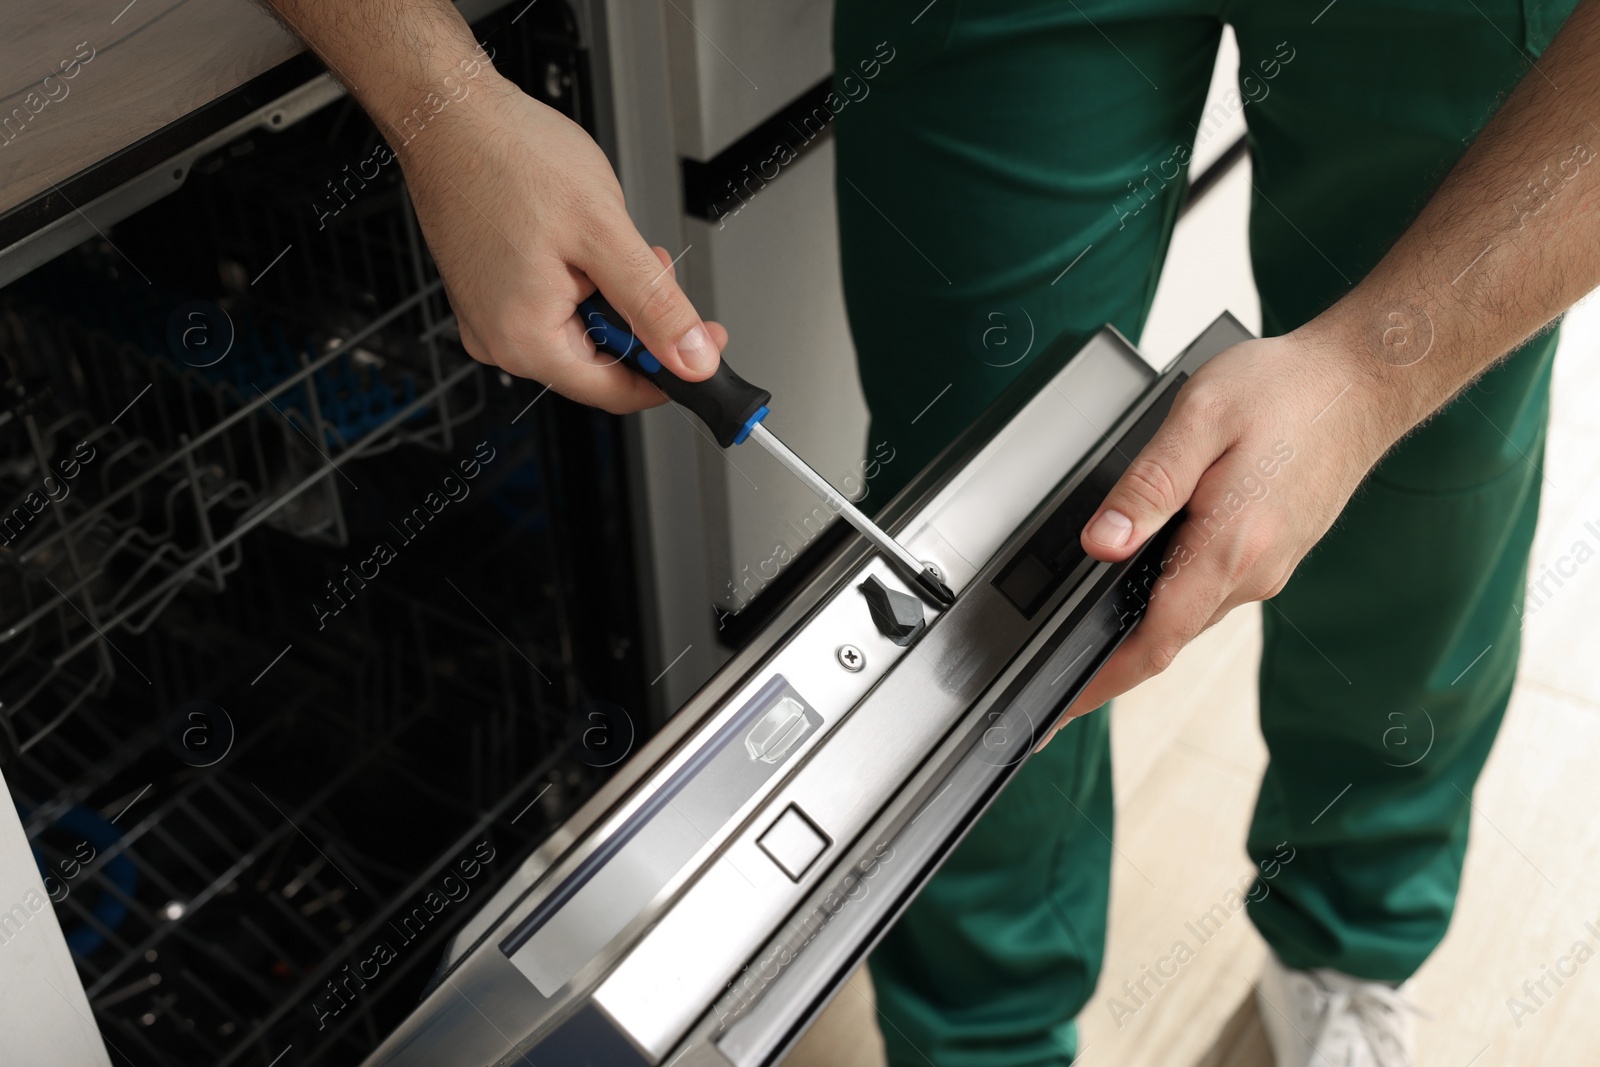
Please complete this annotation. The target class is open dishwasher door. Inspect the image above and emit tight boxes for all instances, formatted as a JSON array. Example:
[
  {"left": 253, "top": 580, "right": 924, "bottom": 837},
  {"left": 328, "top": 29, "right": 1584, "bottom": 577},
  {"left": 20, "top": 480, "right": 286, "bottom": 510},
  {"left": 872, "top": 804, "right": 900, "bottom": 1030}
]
[{"left": 363, "top": 313, "right": 1254, "bottom": 1067}]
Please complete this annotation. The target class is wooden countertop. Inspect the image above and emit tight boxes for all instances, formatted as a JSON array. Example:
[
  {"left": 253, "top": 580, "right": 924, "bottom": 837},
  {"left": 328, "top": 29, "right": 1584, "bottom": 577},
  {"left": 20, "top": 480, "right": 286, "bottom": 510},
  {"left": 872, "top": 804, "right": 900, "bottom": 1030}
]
[{"left": 0, "top": 1, "right": 306, "bottom": 218}]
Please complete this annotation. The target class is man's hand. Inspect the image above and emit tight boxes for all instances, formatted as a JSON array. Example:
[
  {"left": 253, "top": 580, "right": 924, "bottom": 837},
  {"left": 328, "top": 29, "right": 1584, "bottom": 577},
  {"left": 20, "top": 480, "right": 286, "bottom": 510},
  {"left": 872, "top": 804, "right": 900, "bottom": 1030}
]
[
  {"left": 264, "top": 0, "right": 725, "bottom": 414},
  {"left": 1036, "top": 0, "right": 1600, "bottom": 745},
  {"left": 1035, "top": 331, "right": 1398, "bottom": 745},
  {"left": 399, "top": 86, "right": 726, "bottom": 413}
]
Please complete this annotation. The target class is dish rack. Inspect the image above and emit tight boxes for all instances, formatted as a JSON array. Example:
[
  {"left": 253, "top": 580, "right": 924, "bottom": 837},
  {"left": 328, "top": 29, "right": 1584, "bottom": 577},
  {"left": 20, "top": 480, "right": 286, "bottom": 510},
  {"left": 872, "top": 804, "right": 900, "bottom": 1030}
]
[
  {"left": 0, "top": 218, "right": 484, "bottom": 759},
  {"left": 7, "top": 569, "right": 589, "bottom": 1066},
  {"left": 1, "top": 2, "right": 645, "bottom": 1062}
]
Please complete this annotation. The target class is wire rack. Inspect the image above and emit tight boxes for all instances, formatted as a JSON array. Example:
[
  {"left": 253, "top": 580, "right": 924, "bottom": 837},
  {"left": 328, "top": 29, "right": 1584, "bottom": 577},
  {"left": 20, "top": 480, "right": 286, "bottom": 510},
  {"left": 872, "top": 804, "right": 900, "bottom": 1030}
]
[
  {"left": 1, "top": 5, "right": 636, "bottom": 1064},
  {"left": 7, "top": 571, "right": 599, "bottom": 1066},
  {"left": 2, "top": 327, "right": 628, "bottom": 1066},
  {"left": 0, "top": 183, "right": 487, "bottom": 760}
]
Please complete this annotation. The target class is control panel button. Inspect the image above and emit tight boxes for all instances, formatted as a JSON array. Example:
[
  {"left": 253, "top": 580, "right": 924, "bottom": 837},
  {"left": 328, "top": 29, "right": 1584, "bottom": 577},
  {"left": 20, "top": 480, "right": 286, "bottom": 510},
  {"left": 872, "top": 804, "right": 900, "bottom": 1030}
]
[
  {"left": 757, "top": 805, "right": 830, "bottom": 882},
  {"left": 858, "top": 575, "right": 926, "bottom": 646}
]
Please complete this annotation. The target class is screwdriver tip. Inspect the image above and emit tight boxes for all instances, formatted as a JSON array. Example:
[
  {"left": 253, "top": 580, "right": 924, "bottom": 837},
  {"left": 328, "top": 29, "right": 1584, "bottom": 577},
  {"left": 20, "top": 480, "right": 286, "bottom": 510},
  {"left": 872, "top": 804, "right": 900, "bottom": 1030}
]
[{"left": 916, "top": 567, "right": 957, "bottom": 607}]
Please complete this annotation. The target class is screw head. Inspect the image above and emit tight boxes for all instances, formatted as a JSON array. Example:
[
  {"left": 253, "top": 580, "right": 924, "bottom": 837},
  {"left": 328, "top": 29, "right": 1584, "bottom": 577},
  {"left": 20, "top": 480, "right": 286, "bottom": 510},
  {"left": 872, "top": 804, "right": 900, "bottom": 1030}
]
[{"left": 836, "top": 644, "right": 865, "bottom": 672}]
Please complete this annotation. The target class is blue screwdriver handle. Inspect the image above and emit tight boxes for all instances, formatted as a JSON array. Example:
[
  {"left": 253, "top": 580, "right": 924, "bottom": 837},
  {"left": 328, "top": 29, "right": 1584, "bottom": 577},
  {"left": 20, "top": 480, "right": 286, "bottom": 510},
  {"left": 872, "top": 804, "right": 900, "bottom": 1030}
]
[{"left": 579, "top": 297, "right": 771, "bottom": 448}]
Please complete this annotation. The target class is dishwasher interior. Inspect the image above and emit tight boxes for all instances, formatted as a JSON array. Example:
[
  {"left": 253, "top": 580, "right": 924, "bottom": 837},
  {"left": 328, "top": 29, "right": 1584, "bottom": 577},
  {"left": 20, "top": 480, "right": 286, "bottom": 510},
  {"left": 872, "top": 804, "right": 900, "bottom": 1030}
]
[{"left": 0, "top": 5, "right": 658, "bottom": 1065}]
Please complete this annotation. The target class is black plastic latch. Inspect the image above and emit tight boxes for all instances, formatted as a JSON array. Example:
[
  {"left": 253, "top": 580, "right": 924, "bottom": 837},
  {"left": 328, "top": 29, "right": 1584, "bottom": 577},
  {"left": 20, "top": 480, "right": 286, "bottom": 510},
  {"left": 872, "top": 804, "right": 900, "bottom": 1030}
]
[{"left": 858, "top": 575, "right": 926, "bottom": 647}]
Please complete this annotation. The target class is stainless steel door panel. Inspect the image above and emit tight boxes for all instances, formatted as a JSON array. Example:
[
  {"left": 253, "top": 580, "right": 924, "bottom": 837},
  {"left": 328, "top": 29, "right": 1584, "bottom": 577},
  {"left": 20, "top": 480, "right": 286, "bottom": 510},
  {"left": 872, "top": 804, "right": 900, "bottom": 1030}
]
[
  {"left": 903, "top": 335, "right": 1152, "bottom": 573},
  {"left": 507, "top": 678, "right": 826, "bottom": 996},
  {"left": 705, "top": 315, "right": 1254, "bottom": 1067},
  {"left": 710, "top": 571, "right": 1130, "bottom": 1067},
  {"left": 505, "top": 331, "right": 1150, "bottom": 1047},
  {"left": 495, "top": 557, "right": 936, "bottom": 1019},
  {"left": 592, "top": 338, "right": 1162, "bottom": 1059},
  {"left": 360, "top": 318, "right": 1255, "bottom": 1066},
  {"left": 593, "top": 581, "right": 1041, "bottom": 1056}
]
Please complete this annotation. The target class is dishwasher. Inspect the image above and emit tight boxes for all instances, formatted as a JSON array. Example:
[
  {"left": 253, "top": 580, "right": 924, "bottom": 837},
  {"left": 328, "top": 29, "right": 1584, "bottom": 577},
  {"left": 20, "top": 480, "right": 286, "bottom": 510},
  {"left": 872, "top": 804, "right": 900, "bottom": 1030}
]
[
  {"left": 360, "top": 308, "right": 1248, "bottom": 1067},
  {"left": 0, "top": 6, "right": 649, "bottom": 1065},
  {"left": 0, "top": 3, "right": 1250, "bottom": 1065}
]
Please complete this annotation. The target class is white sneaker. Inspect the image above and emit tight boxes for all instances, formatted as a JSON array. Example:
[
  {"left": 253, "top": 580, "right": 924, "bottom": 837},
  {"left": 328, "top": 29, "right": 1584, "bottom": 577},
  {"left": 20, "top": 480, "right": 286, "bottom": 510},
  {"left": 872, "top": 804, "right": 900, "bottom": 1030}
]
[{"left": 1255, "top": 952, "right": 1422, "bottom": 1067}]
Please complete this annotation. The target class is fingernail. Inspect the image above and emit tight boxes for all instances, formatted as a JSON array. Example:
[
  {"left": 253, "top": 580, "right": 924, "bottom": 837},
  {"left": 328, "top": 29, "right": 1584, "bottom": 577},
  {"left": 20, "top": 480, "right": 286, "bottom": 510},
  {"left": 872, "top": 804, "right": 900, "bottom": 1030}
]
[
  {"left": 675, "top": 324, "right": 717, "bottom": 374},
  {"left": 1087, "top": 509, "right": 1133, "bottom": 548}
]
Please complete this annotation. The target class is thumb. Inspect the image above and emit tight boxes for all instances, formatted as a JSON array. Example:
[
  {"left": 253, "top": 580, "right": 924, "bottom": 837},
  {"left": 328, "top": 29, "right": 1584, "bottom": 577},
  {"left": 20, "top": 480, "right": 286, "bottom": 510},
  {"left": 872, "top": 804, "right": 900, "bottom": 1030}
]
[
  {"left": 1081, "top": 403, "right": 1225, "bottom": 561},
  {"left": 576, "top": 227, "right": 721, "bottom": 381}
]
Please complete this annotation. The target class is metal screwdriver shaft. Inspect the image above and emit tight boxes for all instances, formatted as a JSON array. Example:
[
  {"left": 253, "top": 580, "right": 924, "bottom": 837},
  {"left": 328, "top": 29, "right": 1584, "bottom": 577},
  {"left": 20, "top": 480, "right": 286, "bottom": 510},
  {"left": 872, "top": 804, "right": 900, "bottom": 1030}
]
[
  {"left": 577, "top": 296, "right": 956, "bottom": 607},
  {"left": 746, "top": 424, "right": 954, "bottom": 606}
]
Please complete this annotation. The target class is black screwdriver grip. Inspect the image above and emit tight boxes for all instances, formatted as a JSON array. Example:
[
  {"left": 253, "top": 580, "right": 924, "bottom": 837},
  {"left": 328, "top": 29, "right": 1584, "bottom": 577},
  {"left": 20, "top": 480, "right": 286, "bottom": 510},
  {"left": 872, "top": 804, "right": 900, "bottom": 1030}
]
[
  {"left": 579, "top": 297, "right": 771, "bottom": 448},
  {"left": 637, "top": 355, "right": 772, "bottom": 449}
]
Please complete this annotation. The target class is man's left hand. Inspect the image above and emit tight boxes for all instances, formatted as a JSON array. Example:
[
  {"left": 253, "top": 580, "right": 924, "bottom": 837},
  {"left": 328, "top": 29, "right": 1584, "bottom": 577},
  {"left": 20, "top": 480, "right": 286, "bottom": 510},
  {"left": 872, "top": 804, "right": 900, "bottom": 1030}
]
[{"left": 1037, "top": 328, "right": 1402, "bottom": 747}]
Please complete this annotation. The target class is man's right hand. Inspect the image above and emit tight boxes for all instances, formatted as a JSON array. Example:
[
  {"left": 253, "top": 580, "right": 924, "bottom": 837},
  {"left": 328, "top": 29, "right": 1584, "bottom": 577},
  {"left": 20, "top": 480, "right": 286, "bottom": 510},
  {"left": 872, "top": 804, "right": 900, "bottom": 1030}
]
[
  {"left": 397, "top": 83, "right": 727, "bottom": 413},
  {"left": 263, "top": 0, "right": 726, "bottom": 414}
]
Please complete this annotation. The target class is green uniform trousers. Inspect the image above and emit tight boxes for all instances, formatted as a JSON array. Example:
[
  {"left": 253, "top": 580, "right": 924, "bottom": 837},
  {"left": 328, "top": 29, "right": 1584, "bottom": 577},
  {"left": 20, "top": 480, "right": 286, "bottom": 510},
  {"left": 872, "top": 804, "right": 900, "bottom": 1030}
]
[{"left": 833, "top": 1, "right": 1574, "bottom": 1063}]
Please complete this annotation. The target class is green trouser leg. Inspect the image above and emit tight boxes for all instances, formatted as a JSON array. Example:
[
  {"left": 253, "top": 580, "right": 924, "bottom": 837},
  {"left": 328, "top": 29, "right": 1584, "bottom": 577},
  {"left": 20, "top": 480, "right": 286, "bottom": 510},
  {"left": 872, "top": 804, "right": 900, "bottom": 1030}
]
[
  {"left": 1232, "top": 0, "right": 1566, "bottom": 979},
  {"left": 835, "top": 0, "right": 1575, "bottom": 1061},
  {"left": 866, "top": 716, "right": 1114, "bottom": 1067}
]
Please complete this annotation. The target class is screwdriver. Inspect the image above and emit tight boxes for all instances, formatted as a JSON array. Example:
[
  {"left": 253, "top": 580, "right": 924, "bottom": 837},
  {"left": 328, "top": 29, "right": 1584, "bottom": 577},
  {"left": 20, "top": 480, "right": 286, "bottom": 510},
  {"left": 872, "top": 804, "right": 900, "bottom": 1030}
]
[{"left": 579, "top": 297, "right": 955, "bottom": 607}]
